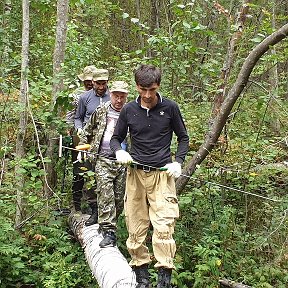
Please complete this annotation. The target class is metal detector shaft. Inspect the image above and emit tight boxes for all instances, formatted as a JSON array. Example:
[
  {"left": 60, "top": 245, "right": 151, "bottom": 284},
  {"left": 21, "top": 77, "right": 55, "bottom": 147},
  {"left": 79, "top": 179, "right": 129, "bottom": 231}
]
[
  {"left": 58, "top": 135, "right": 96, "bottom": 158},
  {"left": 59, "top": 135, "right": 168, "bottom": 170}
]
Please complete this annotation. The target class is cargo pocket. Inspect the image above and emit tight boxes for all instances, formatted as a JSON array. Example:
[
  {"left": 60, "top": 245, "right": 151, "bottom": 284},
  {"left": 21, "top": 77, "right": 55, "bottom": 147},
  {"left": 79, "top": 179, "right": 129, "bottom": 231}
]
[{"left": 157, "top": 194, "right": 179, "bottom": 219}]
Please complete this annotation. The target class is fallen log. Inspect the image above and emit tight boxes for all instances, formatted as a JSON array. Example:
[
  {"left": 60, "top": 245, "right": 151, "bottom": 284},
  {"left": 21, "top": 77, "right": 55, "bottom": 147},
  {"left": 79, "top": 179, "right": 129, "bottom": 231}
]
[
  {"left": 219, "top": 278, "right": 251, "bottom": 288},
  {"left": 68, "top": 212, "right": 137, "bottom": 288}
]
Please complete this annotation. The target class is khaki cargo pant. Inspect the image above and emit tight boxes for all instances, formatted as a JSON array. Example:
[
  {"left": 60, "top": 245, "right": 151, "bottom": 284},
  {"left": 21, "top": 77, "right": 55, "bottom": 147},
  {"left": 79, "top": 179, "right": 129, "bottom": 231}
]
[{"left": 124, "top": 167, "right": 179, "bottom": 269}]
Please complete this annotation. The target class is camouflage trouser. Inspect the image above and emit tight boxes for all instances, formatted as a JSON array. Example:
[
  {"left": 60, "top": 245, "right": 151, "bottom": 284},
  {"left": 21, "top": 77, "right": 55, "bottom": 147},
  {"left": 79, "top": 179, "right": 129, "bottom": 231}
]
[
  {"left": 95, "top": 157, "right": 126, "bottom": 231},
  {"left": 125, "top": 168, "right": 179, "bottom": 269}
]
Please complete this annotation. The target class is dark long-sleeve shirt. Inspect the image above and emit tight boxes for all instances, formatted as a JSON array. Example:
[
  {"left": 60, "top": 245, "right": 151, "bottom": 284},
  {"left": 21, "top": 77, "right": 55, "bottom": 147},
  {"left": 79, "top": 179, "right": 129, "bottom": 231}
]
[
  {"left": 110, "top": 94, "right": 189, "bottom": 167},
  {"left": 74, "top": 89, "right": 110, "bottom": 129}
]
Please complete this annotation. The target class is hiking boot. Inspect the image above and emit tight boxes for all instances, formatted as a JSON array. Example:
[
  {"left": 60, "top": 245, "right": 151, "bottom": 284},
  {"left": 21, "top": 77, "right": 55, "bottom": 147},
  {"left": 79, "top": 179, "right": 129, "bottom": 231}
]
[
  {"left": 85, "top": 213, "right": 98, "bottom": 226},
  {"left": 157, "top": 267, "right": 172, "bottom": 288},
  {"left": 73, "top": 202, "right": 81, "bottom": 212},
  {"left": 85, "top": 204, "right": 98, "bottom": 226},
  {"left": 134, "top": 264, "right": 150, "bottom": 288},
  {"left": 99, "top": 230, "right": 117, "bottom": 248}
]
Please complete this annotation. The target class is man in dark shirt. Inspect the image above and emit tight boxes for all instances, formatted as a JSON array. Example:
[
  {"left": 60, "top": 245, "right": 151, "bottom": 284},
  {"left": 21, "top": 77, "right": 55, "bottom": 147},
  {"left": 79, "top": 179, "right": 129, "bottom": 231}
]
[
  {"left": 110, "top": 64, "right": 189, "bottom": 288},
  {"left": 66, "top": 65, "right": 97, "bottom": 212},
  {"left": 74, "top": 68, "right": 110, "bottom": 131},
  {"left": 74, "top": 68, "right": 110, "bottom": 226}
]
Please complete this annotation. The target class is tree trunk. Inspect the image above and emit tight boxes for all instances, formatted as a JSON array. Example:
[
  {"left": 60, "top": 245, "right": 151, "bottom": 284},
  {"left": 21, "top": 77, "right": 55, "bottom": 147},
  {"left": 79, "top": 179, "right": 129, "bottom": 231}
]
[
  {"left": 163, "top": 0, "right": 172, "bottom": 37},
  {"left": 135, "top": 0, "right": 144, "bottom": 50},
  {"left": 52, "top": 0, "right": 69, "bottom": 103},
  {"left": 0, "top": 0, "right": 12, "bottom": 88},
  {"left": 149, "top": 0, "right": 160, "bottom": 58},
  {"left": 211, "top": 0, "right": 251, "bottom": 118},
  {"left": 268, "top": 3, "right": 280, "bottom": 134},
  {"left": 68, "top": 213, "right": 137, "bottom": 288},
  {"left": 45, "top": 0, "right": 69, "bottom": 195},
  {"left": 176, "top": 23, "right": 288, "bottom": 193},
  {"left": 150, "top": 0, "right": 160, "bottom": 31},
  {"left": 15, "top": 0, "right": 29, "bottom": 228}
]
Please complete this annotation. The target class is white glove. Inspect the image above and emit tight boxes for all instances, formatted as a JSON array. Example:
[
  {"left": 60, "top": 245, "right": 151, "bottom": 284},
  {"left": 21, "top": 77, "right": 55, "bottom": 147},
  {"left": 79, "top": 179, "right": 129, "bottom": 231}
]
[
  {"left": 163, "top": 162, "right": 182, "bottom": 178},
  {"left": 115, "top": 150, "right": 133, "bottom": 164},
  {"left": 77, "top": 151, "right": 87, "bottom": 163}
]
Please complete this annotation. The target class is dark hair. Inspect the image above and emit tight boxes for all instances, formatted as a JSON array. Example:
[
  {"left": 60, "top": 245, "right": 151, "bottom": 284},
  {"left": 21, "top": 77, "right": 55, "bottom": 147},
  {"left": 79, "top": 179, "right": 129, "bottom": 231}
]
[{"left": 134, "top": 64, "right": 161, "bottom": 87}]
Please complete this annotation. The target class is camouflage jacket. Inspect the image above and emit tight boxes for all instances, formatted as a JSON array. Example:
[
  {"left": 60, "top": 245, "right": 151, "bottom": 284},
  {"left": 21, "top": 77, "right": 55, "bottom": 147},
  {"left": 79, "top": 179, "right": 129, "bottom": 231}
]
[{"left": 79, "top": 101, "right": 113, "bottom": 162}]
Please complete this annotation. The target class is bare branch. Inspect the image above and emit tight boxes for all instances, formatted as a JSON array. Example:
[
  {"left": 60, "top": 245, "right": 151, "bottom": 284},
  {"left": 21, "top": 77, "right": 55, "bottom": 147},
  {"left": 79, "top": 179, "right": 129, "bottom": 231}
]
[{"left": 176, "top": 23, "right": 288, "bottom": 193}]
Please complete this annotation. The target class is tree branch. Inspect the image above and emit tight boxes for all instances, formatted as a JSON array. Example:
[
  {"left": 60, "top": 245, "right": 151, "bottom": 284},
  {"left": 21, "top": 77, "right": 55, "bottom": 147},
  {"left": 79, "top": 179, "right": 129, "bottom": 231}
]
[{"left": 176, "top": 23, "right": 288, "bottom": 193}]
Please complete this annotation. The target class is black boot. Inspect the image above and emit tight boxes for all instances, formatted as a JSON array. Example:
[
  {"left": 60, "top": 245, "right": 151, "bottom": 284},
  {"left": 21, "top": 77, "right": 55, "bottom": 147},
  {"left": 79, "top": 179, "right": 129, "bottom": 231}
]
[
  {"left": 74, "top": 202, "right": 81, "bottom": 212},
  {"left": 99, "top": 230, "right": 117, "bottom": 248},
  {"left": 72, "top": 174, "right": 84, "bottom": 211},
  {"left": 134, "top": 264, "right": 150, "bottom": 288},
  {"left": 157, "top": 267, "right": 172, "bottom": 288},
  {"left": 85, "top": 203, "right": 98, "bottom": 226}
]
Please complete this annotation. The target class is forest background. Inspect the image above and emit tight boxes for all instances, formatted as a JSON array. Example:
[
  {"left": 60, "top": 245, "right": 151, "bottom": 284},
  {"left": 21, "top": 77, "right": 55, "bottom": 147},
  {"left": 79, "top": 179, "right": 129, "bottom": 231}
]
[{"left": 0, "top": 0, "right": 288, "bottom": 287}]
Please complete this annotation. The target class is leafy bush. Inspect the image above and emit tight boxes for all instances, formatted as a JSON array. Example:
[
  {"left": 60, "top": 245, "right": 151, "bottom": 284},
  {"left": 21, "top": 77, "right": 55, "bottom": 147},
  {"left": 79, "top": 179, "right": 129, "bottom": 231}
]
[{"left": 0, "top": 193, "right": 96, "bottom": 287}]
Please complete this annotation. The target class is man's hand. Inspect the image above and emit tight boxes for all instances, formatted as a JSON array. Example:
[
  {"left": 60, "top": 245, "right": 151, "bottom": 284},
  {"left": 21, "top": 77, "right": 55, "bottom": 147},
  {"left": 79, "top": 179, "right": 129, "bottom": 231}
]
[
  {"left": 77, "top": 151, "right": 87, "bottom": 163},
  {"left": 115, "top": 150, "right": 133, "bottom": 164},
  {"left": 163, "top": 162, "right": 182, "bottom": 178},
  {"left": 76, "top": 128, "right": 84, "bottom": 137}
]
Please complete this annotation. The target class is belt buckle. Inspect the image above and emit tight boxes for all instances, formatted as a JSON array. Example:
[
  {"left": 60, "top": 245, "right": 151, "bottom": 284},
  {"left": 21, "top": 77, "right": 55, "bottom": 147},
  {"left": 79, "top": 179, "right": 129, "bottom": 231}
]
[{"left": 142, "top": 165, "right": 151, "bottom": 172}]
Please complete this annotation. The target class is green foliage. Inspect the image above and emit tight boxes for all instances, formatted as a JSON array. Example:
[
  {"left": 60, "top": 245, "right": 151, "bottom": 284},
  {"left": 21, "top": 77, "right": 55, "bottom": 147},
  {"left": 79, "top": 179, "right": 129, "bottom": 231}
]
[
  {"left": 27, "top": 217, "right": 95, "bottom": 287},
  {"left": 173, "top": 130, "right": 288, "bottom": 287},
  {"left": 0, "top": 203, "right": 30, "bottom": 286},
  {"left": 81, "top": 169, "right": 96, "bottom": 190},
  {"left": 0, "top": 193, "right": 95, "bottom": 287}
]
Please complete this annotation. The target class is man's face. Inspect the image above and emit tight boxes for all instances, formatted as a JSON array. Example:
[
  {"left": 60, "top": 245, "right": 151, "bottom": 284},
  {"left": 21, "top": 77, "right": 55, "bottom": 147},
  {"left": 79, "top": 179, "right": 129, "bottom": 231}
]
[
  {"left": 93, "top": 80, "right": 108, "bottom": 96},
  {"left": 83, "top": 80, "right": 93, "bottom": 90},
  {"left": 110, "top": 91, "right": 127, "bottom": 111},
  {"left": 136, "top": 83, "right": 159, "bottom": 107}
]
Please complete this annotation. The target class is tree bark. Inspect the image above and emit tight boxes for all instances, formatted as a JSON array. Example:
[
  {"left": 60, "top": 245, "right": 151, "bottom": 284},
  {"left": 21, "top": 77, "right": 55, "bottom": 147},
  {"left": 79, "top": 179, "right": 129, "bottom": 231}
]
[
  {"left": 150, "top": 0, "right": 160, "bottom": 31},
  {"left": 0, "top": 0, "right": 12, "bottom": 86},
  {"left": 68, "top": 213, "right": 137, "bottom": 288},
  {"left": 135, "top": 0, "right": 144, "bottom": 50},
  {"left": 268, "top": 3, "right": 280, "bottom": 134},
  {"left": 52, "top": 0, "right": 69, "bottom": 103},
  {"left": 211, "top": 0, "right": 251, "bottom": 118},
  {"left": 15, "top": 0, "right": 29, "bottom": 228},
  {"left": 45, "top": 0, "right": 69, "bottom": 195},
  {"left": 176, "top": 23, "right": 288, "bottom": 193}
]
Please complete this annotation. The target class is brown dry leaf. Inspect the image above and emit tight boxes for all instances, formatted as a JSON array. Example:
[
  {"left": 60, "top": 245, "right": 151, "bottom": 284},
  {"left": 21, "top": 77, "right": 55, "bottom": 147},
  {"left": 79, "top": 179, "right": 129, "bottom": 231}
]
[{"left": 33, "top": 234, "right": 47, "bottom": 241}]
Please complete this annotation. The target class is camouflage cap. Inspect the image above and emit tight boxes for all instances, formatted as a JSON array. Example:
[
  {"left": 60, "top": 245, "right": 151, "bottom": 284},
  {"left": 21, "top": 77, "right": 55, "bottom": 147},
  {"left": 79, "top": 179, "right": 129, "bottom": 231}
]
[
  {"left": 93, "top": 69, "right": 109, "bottom": 81},
  {"left": 110, "top": 81, "right": 129, "bottom": 93},
  {"left": 77, "top": 65, "right": 97, "bottom": 81}
]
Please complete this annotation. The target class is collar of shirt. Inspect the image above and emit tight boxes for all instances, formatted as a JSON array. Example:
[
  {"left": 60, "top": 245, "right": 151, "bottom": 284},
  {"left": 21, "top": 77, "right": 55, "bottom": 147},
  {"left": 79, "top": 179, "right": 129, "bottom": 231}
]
[
  {"left": 94, "top": 89, "right": 110, "bottom": 98},
  {"left": 135, "top": 93, "right": 163, "bottom": 109}
]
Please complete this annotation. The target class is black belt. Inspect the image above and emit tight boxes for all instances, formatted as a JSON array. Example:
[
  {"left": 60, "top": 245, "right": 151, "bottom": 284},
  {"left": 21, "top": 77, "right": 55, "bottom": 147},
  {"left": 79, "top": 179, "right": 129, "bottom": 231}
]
[{"left": 131, "top": 164, "right": 157, "bottom": 172}]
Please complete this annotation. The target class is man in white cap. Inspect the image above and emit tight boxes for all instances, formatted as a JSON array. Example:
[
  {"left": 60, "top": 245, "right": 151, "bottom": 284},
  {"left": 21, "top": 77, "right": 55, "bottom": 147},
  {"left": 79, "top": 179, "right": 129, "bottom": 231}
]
[
  {"left": 66, "top": 65, "right": 97, "bottom": 212},
  {"left": 66, "top": 65, "right": 96, "bottom": 128},
  {"left": 74, "top": 68, "right": 110, "bottom": 225},
  {"left": 74, "top": 68, "right": 110, "bottom": 131},
  {"left": 79, "top": 81, "right": 129, "bottom": 247}
]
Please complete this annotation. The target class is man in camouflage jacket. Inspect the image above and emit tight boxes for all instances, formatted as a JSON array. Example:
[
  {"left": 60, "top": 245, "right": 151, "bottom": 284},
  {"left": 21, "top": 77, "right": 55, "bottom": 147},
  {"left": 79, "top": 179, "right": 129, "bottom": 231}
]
[{"left": 79, "top": 81, "right": 129, "bottom": 248}]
